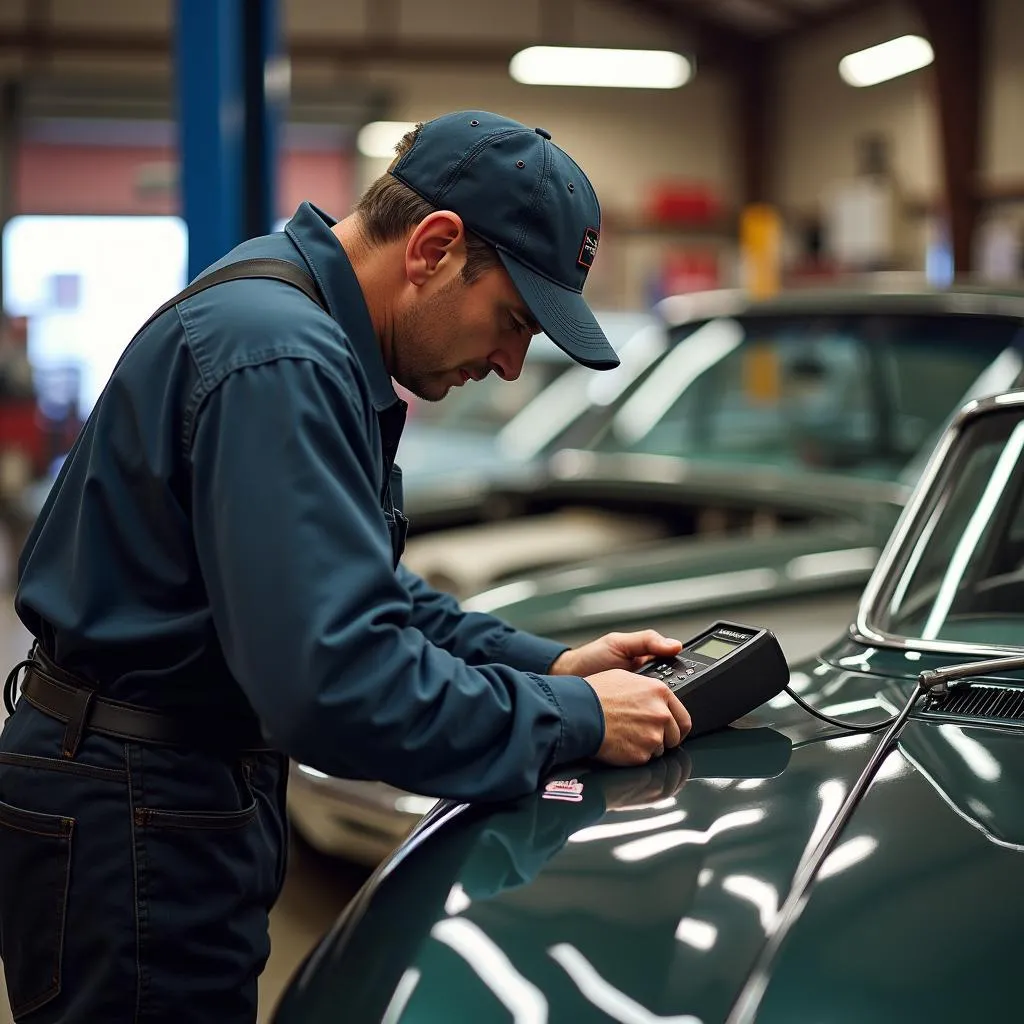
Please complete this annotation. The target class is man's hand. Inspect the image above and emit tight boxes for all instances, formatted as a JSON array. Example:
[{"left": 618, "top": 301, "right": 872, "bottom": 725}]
[
  {"left": 551, "top": 631, "right": 691, "bottom": 764},
  {"left": 550, "top": 630, "right": 683, "bottom": 678},
  {"left": 585, "top": 669, "right": 692, "bottom": 765}
]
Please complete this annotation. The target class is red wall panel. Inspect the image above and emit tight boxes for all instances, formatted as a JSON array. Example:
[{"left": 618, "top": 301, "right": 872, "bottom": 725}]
[{"left": 15, "top": 143, "right": 354, "bottom": 221}]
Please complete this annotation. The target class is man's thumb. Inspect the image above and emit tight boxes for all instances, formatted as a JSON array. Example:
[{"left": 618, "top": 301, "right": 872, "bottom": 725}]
[{"left": 622, "top": 630, "right": 681, "bottom": 656}]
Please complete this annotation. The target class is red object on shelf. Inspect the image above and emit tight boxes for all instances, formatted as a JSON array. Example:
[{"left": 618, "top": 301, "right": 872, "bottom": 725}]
[
  {"left": 0, "top": 400, "right": 45, "bottom": 472},
  {"left": 646, "top": 182, "right": 722, "bottom": 225},
  {"left": 660, "top": 250, "right": 721, "bottom": 296}
]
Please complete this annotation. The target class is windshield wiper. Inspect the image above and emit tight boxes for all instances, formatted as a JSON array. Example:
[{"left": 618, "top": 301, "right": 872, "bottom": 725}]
[{"left": 919, "top": 654, "right": 1024, "bottom": 694}]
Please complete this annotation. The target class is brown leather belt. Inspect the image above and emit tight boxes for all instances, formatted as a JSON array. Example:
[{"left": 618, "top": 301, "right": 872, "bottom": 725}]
[{"left": 16, "top": 651, "right": 271, "bottom": 757}]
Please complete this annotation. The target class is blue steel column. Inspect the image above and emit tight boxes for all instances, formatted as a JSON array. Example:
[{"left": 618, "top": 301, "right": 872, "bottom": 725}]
[
  {"left": 176, "top": 0, "right": 242, "bottom": 281},
  {"left": 242, "top": 0, "right": 284, "bottom": 239},
  {"left": 176, "top": 0, "right": 281, "bottom": 281}
]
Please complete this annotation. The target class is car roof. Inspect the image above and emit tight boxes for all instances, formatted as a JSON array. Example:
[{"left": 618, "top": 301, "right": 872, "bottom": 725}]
[{"left": 656, "top": 280, "right": 1024, "bottom": 327}]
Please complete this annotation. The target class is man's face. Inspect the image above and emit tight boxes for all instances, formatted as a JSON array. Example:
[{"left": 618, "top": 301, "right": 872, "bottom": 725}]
[{"left": 391, "top": 267, "right": 541, "bottom": 402}]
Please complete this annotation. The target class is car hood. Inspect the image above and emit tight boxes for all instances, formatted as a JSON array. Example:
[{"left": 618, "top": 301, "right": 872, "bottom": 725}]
[
  {"left": 275, "top": 660, "right": 1024, "bottom": 1023},
  {"left": 465, "top": 520, "right": 890, "bottom": 637}
]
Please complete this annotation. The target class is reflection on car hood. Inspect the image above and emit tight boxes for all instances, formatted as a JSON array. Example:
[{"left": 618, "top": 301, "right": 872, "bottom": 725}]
[
  {"left": 468, "top": 521, "right": 888, "bottom": 636},
  {"left": 275, "top": 660, "right": 1024, "bottom": 1023}
]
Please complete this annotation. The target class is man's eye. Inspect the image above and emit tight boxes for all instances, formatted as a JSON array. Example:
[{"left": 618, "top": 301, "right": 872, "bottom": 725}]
[{"left": 509, "top": 314, "right": 528, "bottom": 334}]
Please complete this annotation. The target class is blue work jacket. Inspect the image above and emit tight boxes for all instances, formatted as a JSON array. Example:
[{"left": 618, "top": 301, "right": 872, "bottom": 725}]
[{"left": 14, "top": 202, "right": 605, "bottom": 801}]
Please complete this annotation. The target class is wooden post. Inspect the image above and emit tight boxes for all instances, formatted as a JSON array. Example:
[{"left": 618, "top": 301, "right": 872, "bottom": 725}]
[{"left": 913, "top": 0, "right": 984, "bottom": 276}]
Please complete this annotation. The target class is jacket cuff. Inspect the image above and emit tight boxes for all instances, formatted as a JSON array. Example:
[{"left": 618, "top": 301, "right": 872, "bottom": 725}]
[
  {"left": 495, "top": 629, "right": 571, "bottom": 675},
  {"left": 537, "top": 673, "right": 606, "bottom": 764}
]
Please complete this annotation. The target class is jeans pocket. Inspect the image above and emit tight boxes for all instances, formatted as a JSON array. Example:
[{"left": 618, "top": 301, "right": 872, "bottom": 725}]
[
  {"left": 0, "top": 798, "right": 74, "bottom": 1018},
  {"left": 130, "top": 762, "right": 277, "bottom": 1020},
  {"left": 134, "top": 799, "right": 257, "bottom": 830}
]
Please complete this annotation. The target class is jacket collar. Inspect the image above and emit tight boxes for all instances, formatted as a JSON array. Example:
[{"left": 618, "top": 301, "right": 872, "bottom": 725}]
[{"left": 285, "top": 201, "right": 400, "bottom": 412}]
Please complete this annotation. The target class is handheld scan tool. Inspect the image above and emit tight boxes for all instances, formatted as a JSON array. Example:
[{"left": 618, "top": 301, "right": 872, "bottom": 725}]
[{"left": 639, "top": 621, "right": 789, "bottom": 737}]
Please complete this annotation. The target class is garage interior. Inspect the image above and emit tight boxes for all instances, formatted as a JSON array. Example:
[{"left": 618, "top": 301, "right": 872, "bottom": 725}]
[{"left": 0, "top": 0, "right": 1020, "bottom": 1020}]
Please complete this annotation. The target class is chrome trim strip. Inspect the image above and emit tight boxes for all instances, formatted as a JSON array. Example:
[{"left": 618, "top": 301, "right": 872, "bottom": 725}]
[
  {"left": 657, "top": 287, "right": 1024, "bottom": 328},
  {"left": 726, "top": 682, "right": 928, "bottom": 1023},
  {"left": 854, "top": 391, "right": 1024, "bottom": 658}
]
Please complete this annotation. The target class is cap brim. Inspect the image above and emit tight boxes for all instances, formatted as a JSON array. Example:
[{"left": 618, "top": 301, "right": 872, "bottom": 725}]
[{"left": 498, "top": 251, "right": 620, "bottom": 370}]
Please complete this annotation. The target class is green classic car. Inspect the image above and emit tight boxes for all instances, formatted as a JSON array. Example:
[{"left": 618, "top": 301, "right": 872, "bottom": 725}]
[
  {"left": 287, "top": 286, "right": 1024, "bottom": 865},
  {"left": 274, "top": 390, "right": 1024, "bottom": 1023},
  {"left": 463, "top": 286, "right": 1024, "bottom": 661}
]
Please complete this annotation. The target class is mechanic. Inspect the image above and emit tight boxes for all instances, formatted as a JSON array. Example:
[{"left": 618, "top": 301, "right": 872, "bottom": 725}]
[{"left": 0, "top": 110, "right": 691, "bottom": 1024}]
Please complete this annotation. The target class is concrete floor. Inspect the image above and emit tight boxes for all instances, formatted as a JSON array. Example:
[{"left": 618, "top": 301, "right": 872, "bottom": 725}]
[{"left": 0, "top": 598, "right": 367, "bottom": 1024}]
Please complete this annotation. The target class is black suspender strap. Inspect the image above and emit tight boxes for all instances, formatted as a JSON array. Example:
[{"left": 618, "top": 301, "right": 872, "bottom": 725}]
[
  {"left": 95, "top": 257, "right": 329, "bottom": 391},
  {"left": 136, "top": 257, "right": 328, "bottom": 338}
]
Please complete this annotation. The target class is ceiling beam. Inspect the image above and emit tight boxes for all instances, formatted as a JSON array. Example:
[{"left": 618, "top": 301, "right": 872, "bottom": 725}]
[
  {"left": 685, "top": 0, "right": 798, "bottom": 33},
  {"left": 594, "top": 0, "right": 749, "bottom": 67},
  {"left": 781, "top": 0, "right": 904, "bottom": 44},
  {"left": 365, "top": 0, "right": 400, "bottom": 39},
  {"left": 741, "top": 0, "right": 800, "bottom": 22},
  {"left": 0, "top": 30, "right": 533, "bottom": 69}
]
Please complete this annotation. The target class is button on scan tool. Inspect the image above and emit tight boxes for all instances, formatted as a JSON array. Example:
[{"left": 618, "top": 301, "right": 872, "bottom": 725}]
[{"left": 639, "top": 621, "right": 790, "bottom": 738}]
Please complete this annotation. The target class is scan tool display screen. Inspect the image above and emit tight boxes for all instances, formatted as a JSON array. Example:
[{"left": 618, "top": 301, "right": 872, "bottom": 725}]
[{"left": 692, "top": 637, "right": 740, "bottom": 661}]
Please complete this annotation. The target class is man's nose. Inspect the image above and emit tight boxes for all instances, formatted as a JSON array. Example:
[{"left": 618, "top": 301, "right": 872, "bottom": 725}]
[{"left": 492, "top": 340, "right": 530, "bottom": 381}]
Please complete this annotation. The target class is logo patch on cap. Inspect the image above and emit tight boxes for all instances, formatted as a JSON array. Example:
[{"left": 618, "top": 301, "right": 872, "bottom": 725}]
[{"left": 577, "top": 227, "right": 600, "bottom": 270}]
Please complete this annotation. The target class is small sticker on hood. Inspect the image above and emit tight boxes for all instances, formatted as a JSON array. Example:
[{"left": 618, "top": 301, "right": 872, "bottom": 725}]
[{"left": 543, "top": 778, "right": 585, "bottom": 802}]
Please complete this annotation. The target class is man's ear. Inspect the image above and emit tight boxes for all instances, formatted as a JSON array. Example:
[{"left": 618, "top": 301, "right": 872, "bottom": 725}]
[{"left": 405, "top": 211, "right": 467, "bottom": 286}]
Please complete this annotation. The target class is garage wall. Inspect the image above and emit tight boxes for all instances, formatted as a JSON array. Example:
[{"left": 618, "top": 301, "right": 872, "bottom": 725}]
[
  {"left": 290, "top": 0, "right": 739, "bottom": 308},
  {"left": 282, "top": 0, "right": 738, "bottom": 216},
  {"left": 0, "top": 0, "right": 737, "bottom": 309},
  {"left": 777, "top": 0, "right": 1024, "bottom": 213},
  {"left": 984, "top": 0, "right": 1024, "bottom": 192},
  {"left": 774, "top": 2, "right": 935, "bottom": 214},
  {"left": 4, "top": 0, "right": 1021, "bottom": 299},
  {"left": 352, "top": 65, "right": 733, "bottom": 220}
]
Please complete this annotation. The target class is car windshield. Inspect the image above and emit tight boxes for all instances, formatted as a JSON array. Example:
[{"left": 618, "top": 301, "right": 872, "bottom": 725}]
[
  {"left": 871, "top": 405, "right": 1024, "bottom": 649},
  {"left": 593, "top": 312, "right": 1023, "bottom": 480},
  {"left": 496, "top": 313, "right": 664, "bottom": 460},
  {"left": 407, "top": 312, "right": 658, "bottom": 437}
]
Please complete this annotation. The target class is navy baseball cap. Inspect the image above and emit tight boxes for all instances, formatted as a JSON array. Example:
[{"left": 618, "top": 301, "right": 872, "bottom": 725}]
[{"left": 390, "top": 110, "right": 619, "bottom": 370}]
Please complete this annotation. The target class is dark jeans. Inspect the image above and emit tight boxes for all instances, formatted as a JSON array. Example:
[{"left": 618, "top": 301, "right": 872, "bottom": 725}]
[{"left": 0, "top": 701, "right": 288, "bottom": 1023}]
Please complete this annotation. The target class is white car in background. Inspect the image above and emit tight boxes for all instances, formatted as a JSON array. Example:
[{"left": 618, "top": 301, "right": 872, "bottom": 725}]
[{"left": 400, "top": 312, "right": 668, "bottom": 596}]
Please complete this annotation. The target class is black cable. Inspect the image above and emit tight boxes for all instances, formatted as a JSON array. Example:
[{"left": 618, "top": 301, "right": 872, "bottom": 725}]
[
  {"left": 787, "top": 654, "right": 1024, "bottom": 734},
  {"left": 783, "top": 685, "right": 904, "bottom": 733}
]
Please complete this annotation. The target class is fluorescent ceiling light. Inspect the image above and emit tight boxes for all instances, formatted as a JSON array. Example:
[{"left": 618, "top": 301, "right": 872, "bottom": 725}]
[
  {"left": 510, "top": 46, "right": 691, "bottom": 89},
  {"left": 357, "top": 120, "right": 417, "bottom": 159},
  {"left": 838, "top": 35, "right": 933, "bottom": 87}
]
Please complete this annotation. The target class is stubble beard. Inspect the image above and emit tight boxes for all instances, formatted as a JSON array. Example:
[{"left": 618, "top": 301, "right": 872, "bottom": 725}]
[{"left": 391, "top": 281, "right": 464, "bottom": 402}]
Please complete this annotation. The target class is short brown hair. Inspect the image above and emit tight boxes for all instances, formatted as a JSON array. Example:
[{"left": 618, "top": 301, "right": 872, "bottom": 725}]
[{"left": 354, "top": 123, "right": 502, "bottom": 284}]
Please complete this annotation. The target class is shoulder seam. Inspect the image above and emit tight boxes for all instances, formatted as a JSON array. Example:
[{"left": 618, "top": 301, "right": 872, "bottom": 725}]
[
  {"left": 177, "top": 281, "right": 351, "bottom": 460},
  {"left": 183, "top": 350, "right": 358, "bottom": 459},
  {"left": 178, "top": 300, "right": 215, "bottom": 458}
]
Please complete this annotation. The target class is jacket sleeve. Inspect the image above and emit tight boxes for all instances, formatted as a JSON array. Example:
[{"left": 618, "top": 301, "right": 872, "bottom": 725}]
[
  {"left": 188, "top": 356, "right": 604, "bottom": 801},
  {"left": 396, "top": 564, "right": 570, "bottom": 673}
]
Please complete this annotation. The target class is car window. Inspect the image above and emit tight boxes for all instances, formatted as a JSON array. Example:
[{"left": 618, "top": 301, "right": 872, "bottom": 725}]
[
  {"left": 874, "top": 408, "right": 1024, "bottom": 647},
  {"left": 497, "top": 318, "right": 670, "bottom": 460},
  {"left": 408, "top": 313, "right": 658, "bottom": 439},
  {"left": 596, "top": 313, "right": 1022, "bottom": 481}
]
